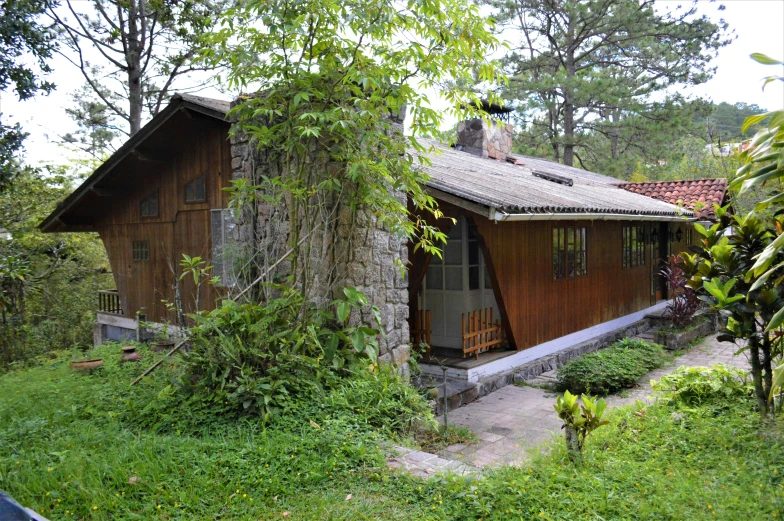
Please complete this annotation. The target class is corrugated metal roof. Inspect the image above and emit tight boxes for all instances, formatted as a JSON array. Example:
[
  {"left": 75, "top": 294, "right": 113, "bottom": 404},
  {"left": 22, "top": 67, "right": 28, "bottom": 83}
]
[{"left": 417, "top": 139, "right": 692, "bottom": 218}]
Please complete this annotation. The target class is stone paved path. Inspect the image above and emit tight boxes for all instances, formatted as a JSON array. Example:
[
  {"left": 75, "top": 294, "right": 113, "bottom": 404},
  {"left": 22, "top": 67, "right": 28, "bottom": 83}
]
[{"left": 437, "top": 334, "right": 749, "bottom": 468}]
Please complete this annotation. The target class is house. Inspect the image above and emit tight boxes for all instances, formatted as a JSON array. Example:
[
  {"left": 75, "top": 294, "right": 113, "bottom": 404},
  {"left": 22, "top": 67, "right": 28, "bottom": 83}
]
[{"left": 41, "top": 94, "right": 708, "bottom": 387}]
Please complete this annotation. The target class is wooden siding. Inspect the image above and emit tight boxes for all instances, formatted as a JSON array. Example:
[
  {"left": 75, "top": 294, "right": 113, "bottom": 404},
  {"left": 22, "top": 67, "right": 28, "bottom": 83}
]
[
  {"left": 409, "top": 200, "right": 691, "bottom": 352},
  {"left": 95, "top": 114, "right": 232, "bottom": 323}
]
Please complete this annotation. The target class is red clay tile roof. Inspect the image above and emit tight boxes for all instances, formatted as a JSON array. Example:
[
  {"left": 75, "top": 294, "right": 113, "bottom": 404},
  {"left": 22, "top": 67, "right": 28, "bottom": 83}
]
[{"left": 621, "top": 178, "right": 729, "bottom": 221}]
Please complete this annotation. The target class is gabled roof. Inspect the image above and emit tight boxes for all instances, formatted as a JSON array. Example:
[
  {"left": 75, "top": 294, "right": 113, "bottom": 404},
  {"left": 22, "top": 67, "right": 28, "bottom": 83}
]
[
  {"left": 42, "top": 93, "right": 694, "bottom": 233},
  {"left": 621, "top": 179, "right": 728, "bottom": 221},
  {"left": 417, "top": 140, "right": 692, "bottom": 221},
  {"left": 39, "top": 93, "right": 230, "bottom": 232}
]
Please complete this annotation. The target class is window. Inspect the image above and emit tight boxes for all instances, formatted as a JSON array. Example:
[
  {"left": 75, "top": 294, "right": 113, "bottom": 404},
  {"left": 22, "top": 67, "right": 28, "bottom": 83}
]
[
  {"left": 553, "top": 226, "right": 587, "bottom": 279},
  {"left": 623, "top": 225, "right": 645, "bottom": 268},
  {"left": 140, "top": 191, "right": 159, "bottom": 218},
  {"left": 686, "top": 226, "right": 692, "bottom": 244},
  {"left": 211, "top": 209, "right": 237, "bottom": 286},
  {"left": 132, "top": 241, "right": 149, "bottom": 261},
  {"left": 185, "top": 175, "right": 206, "bottom": 203}
]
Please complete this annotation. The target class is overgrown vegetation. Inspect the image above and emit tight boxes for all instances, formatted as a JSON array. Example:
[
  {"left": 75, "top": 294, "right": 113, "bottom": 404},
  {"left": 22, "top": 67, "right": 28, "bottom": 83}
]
[
  {"left": 0, "top": 167, "right": 111, "bottom": 368},
  {"left": 556, "top": 339, "right": 669, "bottom": 395},
  {"left": 653, "top": 364, "right": 754, "bottom": 406},
  {"left": 2, "top": 348, "right": 782, "bottom": 520}
]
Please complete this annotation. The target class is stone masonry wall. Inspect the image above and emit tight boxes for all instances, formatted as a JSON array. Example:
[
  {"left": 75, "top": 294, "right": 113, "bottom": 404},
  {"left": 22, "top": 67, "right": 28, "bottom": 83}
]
[
  {"left": 229, "top": 113, "right": 411, "bottom": 377},
  {"left": 457, "top": 118, "right": 513, "bottom": 161}
]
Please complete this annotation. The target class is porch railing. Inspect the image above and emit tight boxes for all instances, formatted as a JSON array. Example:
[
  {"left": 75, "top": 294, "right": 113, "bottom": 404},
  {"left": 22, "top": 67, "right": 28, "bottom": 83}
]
[
  {"left": 411, "top": 310, "right": 431, "bottom": 360},
  {"left": 97, "top": 289, "right": 122, "bottom": 315},
  {"left": 462, "top": 307, "right": 504, "bottom": 359}
]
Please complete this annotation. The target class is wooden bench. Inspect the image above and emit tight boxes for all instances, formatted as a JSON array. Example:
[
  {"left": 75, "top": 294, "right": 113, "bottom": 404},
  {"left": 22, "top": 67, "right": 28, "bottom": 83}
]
[{"left": 462, "top": 307, "right": 504, "bottom": 359}]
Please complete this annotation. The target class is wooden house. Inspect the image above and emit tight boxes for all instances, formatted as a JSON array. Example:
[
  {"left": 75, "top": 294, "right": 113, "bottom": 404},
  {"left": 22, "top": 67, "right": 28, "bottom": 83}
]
[{"left": 41, "top": 95, "right": 723, "bottom": 382}]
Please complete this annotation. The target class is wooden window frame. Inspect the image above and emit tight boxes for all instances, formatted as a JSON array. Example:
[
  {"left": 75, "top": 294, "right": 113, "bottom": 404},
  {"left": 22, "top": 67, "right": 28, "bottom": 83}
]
[
  {"left": 140, "top": 190, "right": 159, "bottom": 218},
  {"left": 553, "top": 225, "right": 587, "bottom": 280},
  {"left": 132, "top": 240, "right": 150, "bottom": 262},
  {"left": 622, "top": 225, "right": 645, "bottom": 268},
  {"left": 184, "top": 175, "right": 207, "bottom": 204}
]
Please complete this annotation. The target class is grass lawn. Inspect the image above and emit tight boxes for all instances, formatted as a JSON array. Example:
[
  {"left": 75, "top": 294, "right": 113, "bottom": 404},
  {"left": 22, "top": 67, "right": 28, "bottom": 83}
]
[{"left": 1, "top": 343, "right": 783, "bottom": 520}]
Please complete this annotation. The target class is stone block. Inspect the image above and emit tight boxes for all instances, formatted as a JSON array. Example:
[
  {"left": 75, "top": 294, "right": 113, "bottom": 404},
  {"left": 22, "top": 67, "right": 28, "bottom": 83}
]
[
  {"left": 378, "top": 352, "right": 393, "bottom": 365},
  {"left": 392, "top": 344, "right": 410, "bottom": 366}
]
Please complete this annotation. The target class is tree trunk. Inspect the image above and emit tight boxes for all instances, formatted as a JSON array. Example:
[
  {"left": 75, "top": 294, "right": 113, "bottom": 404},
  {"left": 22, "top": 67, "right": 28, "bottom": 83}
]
[
  {"left": 748, "top": 337, "right": 769, "bottom": 417},
  {"left": 564, "top": 425, "right": 582, "bottom": 463},
  {"left": 562, "top": 9, "right": 576, "bottom": 167},
  {"left": 126, "top": 0, "right": 144, "bottom": 135}
]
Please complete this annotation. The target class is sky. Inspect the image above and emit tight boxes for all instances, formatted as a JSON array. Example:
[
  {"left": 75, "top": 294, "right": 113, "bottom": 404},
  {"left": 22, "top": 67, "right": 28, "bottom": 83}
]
[{"left": 1, "top": 0, "right": 783, "bottom": 167}]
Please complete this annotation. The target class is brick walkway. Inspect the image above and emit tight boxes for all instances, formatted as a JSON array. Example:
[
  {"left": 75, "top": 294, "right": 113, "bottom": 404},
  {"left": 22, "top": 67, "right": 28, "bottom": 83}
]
[{"left": 437, "top": 334, "right": 749, "bottom": 468}]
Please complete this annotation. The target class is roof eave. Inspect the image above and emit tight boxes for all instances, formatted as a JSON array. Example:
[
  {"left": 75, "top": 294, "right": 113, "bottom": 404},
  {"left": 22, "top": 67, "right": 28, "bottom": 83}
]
[{"left": 39, "top": 94, "right": 229, "bottom": 233}]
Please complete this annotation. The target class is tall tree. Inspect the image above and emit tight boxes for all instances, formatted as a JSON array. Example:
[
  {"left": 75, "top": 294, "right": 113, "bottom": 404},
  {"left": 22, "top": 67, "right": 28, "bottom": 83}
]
[
  {"left": 490, "top": 0, "right": 731, "bottom": 167},
  {"left": 48, "top": 0, "right": 226, "bottom": 136},
  {"left": 0, "top": 0, "right": 56, "bottom": 187}
]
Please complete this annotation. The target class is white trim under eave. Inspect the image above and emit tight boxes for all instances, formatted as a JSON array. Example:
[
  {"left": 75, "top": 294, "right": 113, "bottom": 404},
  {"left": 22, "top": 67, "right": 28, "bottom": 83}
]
[
  {"left": 491, "top": 210, "right": 695, "bottom": 223},
  {"left": 421, "top": 300, "right": 669, "bottom": 382}
]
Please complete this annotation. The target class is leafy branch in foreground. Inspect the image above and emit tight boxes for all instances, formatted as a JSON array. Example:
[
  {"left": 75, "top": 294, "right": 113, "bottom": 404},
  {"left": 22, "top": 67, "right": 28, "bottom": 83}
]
[{"left": 203, "top": 0, "right": 503, "bottom": 301}]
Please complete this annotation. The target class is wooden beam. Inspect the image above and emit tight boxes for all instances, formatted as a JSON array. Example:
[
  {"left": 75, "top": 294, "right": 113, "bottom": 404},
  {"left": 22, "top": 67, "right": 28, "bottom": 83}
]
[
  {"left": 59, "top": 216, "right": 94, "bottom": 226},
  {"left": 91, "top": 187, "right": 123, "bottom": 197},
  {"left": 130, "top": 148, "right": 169, "bottom": 163}
]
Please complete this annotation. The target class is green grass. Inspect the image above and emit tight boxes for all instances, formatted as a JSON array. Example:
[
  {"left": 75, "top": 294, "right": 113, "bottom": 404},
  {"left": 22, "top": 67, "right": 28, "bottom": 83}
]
[{"left": 2, "top": 343, "right": 783, "bottom": 520}]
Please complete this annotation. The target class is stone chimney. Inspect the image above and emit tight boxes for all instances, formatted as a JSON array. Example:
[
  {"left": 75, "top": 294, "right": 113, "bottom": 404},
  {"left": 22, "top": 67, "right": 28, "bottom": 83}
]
[{"left": 456, "top": 102, "right": 514, "bottom": 160}]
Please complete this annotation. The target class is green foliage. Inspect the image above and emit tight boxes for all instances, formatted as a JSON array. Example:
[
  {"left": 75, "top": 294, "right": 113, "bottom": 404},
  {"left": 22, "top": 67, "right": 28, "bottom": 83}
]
[
  {"left": 0, "top": 167, "right": 111, "bottom": 367},
  {"left": 181, "top": 286, "right": 386, "bottom": 420},
  {"left": 553, "top": 390, "right": 609, "bottom": 460},
  {"left": 0, "top": 0, "right": 56, "bottom": 184},
  {"left": 652, "top": 364, "right": 754, "bottom": 406},
  {"left": 556, "top": 339, "right": 668, "bottom": 395},
  {"left": 683, "top": 209, "right": 783, "bottom": 416},
  {"left": 2, "top": 343, "right": 783, "bottom": 519},
  {"left": 205, "top": 0, "right": 502, "bottom": 274},
  {"left": 491, "top": 0, "right": 730, "bottom": 168},
  {"left": 50, "top": 0, "right": 230, "bottom": 135},
  {"left": 0, "top": 343, "right": 435, "bottom": 519}
]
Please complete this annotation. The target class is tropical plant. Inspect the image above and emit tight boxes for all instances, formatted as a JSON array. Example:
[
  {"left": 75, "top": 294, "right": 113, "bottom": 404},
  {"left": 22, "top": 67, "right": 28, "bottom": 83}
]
[
  {"left": 652, "top": 364, "right": 753, "bottom": 406},
  {"left": 553, "top": 390, "right": 609, "bottom": 461},
  {"left": 683, "top": 207, "right": 783, "bottom": 417},
  {"left": 660, "top": 254, "right": 701, "bottom": 327}
]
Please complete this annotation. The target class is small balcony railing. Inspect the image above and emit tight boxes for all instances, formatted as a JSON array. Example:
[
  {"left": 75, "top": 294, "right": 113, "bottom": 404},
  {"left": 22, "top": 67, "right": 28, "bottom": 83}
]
[{"left": 98, "top": 289, "right": 122, "bottom": 315}]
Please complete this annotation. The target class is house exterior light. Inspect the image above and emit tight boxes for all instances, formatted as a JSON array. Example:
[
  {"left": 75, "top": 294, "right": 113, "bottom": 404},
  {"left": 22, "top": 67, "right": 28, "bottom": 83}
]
[{"left": 675, "top": 227, "right": 683, "bottom": 242}]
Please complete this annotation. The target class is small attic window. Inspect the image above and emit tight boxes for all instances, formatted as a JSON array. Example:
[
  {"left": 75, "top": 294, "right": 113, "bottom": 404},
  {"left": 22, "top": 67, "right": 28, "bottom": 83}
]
[
  {"left": 185, "top": 175, "right": 206, "bottom": 203},
  {"left": 533, "top": 170, "right": 573, "bottom": 187},
  {"left": 140, "top": 191, "right": 159, "bottom": 218}
]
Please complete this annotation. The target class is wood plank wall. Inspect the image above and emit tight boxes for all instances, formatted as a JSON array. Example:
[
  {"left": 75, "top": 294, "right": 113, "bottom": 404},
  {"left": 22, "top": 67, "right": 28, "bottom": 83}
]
[
  {"left": 409, "top": 199, "right": 695, "bottom": 352},
  {"left": 95, "top": 116, "right": 232, "bottom": 323}
]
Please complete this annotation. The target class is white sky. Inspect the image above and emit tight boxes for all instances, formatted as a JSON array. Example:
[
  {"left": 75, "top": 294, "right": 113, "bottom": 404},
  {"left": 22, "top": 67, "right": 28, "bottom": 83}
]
[{"left": 1, "top": 0, "right": 783, "bottom": 168}]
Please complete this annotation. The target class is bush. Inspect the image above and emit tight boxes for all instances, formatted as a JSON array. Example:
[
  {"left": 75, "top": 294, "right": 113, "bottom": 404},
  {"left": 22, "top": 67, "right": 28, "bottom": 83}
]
[
  {"left": 181, "top": 286, "right": 395, "bottom": 421},
  {"left": 651, "top": 363, "right": 753, "bottom": 406},
  {"left": 556, "top": 339, "right": 668, "bottom": 395}
]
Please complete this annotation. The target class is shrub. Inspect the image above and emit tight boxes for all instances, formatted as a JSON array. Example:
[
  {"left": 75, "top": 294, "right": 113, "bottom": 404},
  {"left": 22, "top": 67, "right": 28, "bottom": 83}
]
[
  {"left": 553, "top": 390, "right": 609, "bottom": 462},
  {"left": 651, "top": 364, "right": 753, "bottom": 406},
  {"left": 180, "top": 286, "right": 391, "bottom": 421},
  {"left": 556, "top": 339, "right": 668, "bottom": 395}
]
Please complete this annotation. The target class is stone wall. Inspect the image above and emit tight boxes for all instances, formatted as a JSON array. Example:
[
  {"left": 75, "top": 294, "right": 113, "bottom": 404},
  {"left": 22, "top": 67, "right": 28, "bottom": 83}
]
[
  {"left": 456, "top": 118, "right": 513, "bottom": 161},
  {"left": 228, "top": 109, "right": 411, "bottom": 377}
]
